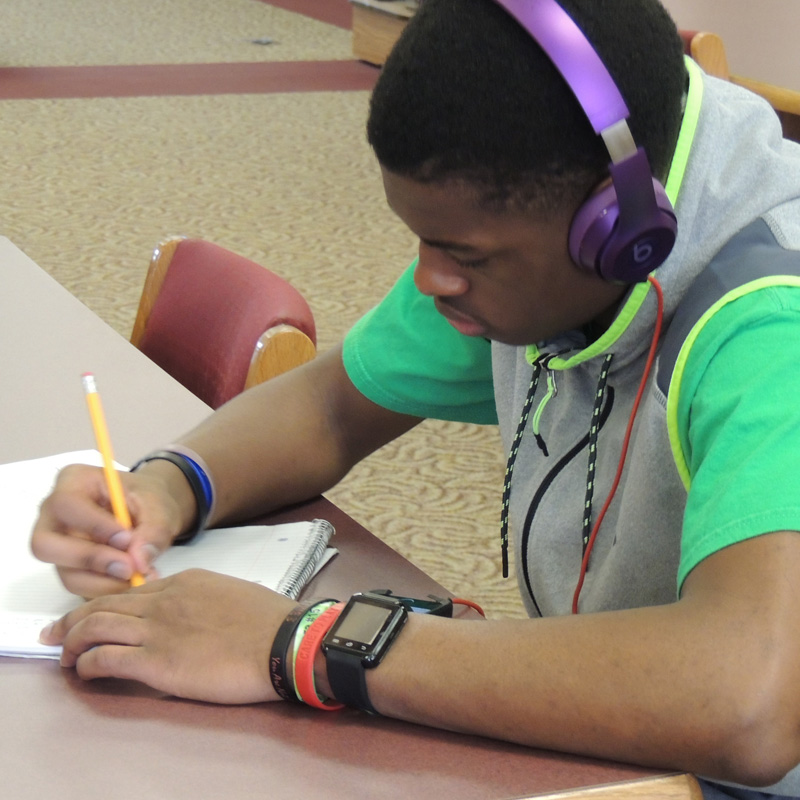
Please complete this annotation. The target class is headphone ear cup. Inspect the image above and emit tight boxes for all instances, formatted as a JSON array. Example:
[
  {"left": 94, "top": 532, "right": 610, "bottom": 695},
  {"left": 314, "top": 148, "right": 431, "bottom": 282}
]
[{"left": 569, "top": 178, "right": 677, "bottom": 283}]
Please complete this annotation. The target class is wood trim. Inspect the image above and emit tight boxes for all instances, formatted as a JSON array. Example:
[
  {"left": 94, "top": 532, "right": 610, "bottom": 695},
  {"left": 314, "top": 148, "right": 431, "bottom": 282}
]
[
  {"left": 688, "top": 31, "right": 731, "bottom": 80},
  {"left": 730, "top": 74, "right": 800, "bottom": 116},
  {"left": 688, "top": 31, "right": 800, "bottom": 118},
  {"left": 351, "top": 2, "right": 413, "bottom": 65},
  {"left": 524, "top": 773, "right": 703, "bottom": 800},
  {"left": 245, "top": 324, "right": 317, "bottom": 387},
  {"left": 130, "top": 236, "right": 184, "bottom": 347}
]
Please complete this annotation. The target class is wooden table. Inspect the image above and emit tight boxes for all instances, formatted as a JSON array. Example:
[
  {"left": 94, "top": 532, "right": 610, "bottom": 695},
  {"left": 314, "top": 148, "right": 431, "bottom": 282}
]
[{"left": 0, "top": 237, "right": 701, "bottom": 799}]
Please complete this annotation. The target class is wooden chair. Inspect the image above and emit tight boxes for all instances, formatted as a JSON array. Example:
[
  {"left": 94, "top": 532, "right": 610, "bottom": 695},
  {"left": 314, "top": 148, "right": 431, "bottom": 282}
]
[
  {"left": 131, "top": 237, "right": 317, "bottom": 409},
  {"left": 681, "top": 30, "right": 800, "bottom": 142}
]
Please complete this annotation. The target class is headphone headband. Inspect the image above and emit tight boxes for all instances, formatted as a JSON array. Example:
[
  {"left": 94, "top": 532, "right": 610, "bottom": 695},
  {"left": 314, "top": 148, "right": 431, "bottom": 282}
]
[
  {"left": 490, "top": 0, "right": 677, "bottom": 282},
  {"left": 492, "top": 0, "right": 628, "bottom": 133}
]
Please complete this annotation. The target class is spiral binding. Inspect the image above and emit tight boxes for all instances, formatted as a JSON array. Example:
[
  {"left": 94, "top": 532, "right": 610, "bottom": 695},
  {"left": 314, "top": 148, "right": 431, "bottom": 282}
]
[{"left": 275, "top": 519, "right": 335, "bottom": 599}]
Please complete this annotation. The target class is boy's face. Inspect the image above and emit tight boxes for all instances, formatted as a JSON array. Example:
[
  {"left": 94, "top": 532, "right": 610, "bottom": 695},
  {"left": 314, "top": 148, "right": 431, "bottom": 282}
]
[{"left": 382, "top": 167, "right": 628, "bottom": 346}]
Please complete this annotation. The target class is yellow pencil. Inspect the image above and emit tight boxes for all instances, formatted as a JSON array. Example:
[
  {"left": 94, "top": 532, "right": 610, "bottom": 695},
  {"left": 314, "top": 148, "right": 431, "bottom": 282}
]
[{"left": 81, "top": 372, "right": 145, "bottom": 587}]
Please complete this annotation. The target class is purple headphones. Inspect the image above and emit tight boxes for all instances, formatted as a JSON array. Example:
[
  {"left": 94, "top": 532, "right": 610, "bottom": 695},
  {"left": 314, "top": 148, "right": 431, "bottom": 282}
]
[{"left": 492, "top": 0, "right": 678, "bottom": 283}]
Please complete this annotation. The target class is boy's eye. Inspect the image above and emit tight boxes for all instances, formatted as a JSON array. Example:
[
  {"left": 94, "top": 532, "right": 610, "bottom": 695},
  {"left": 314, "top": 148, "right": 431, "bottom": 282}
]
[{"left": 451, "top": 254, "right": 488, "bottom": 269}]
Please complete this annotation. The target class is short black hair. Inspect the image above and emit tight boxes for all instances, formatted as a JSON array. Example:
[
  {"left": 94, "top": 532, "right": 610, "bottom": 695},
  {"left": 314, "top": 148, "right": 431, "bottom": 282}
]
[{"left": 367, "top": 0, "right": 687, "bottom": 214}]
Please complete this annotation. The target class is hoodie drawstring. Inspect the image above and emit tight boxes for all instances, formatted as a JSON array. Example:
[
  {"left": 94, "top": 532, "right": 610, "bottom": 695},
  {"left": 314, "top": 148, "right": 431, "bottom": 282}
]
[
  {"left": 531, "top": 362, "right": 558, "bottom": 456},
  {"left": 499, "top": 360, "right": 542, "bottom": 578},
  {"left": 581, "top": 354, "right": 614, "bottom": 554}
]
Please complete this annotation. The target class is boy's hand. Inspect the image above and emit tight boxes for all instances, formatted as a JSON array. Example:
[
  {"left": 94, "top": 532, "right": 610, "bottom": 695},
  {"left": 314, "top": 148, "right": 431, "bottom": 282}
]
[
  {"left": 39, "top": 569, "right": 297, "bottom": 704},
  {"left": 30, "top": 464, "right": 183, "bottom": 597}
]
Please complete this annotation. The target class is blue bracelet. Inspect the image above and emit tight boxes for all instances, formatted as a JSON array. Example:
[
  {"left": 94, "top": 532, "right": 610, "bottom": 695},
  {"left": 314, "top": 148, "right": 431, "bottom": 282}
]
[
  {"left": 130, "top": 449, "right": 213, "bottom": 543},
  {"left": 163, "top": 444, "right": 217, "bottom": 524},
  {"left": 175, "top": 453, "right": 213, "bottom": 511}
]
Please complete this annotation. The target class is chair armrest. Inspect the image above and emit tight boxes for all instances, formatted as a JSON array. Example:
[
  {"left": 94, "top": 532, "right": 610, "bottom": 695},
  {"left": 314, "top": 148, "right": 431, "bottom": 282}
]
[{"left": 245, "top": 325, "right": 317, "bottom": 388}]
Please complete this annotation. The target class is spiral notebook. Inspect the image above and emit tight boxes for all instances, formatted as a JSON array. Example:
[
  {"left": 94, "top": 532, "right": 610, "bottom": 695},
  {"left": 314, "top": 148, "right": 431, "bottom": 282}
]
[{"left": 0, "top": 451, "right": 337, "bottom": 660}]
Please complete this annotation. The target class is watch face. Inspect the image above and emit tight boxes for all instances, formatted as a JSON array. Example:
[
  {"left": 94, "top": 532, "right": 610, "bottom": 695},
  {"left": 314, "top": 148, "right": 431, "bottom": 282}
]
[
  {"left": 333, "top": 601, "right": 394, "bottom": 647},
  {"left": 324, "top": 595, "right": 408, "bottom": 664}
]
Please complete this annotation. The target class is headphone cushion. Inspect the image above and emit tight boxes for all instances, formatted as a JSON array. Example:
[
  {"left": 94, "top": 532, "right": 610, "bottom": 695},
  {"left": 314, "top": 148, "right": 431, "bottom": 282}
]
[{"left": 569, "top": 179, "right": 677, "bottom": 283}]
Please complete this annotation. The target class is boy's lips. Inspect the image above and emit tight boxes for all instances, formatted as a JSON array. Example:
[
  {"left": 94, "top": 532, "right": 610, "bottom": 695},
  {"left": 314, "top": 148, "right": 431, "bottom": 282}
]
[{"left": 435, "top": 300, "right": 487, "bottom": 337}]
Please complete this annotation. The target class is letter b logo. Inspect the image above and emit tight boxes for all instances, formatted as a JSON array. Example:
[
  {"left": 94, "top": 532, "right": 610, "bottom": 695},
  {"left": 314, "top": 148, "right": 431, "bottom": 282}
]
[{"left": 633, "top": 239, "right": 654, "bottom": 264}]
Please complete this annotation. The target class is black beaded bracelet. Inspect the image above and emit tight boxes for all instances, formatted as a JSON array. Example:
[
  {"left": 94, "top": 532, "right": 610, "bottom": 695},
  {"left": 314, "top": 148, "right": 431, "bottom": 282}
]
[
  {"left": 269, "top": 600, "right": 335, "bottom": 702},
  {"left": 130, "top": 450, "right": 211, "bottom": 543}
]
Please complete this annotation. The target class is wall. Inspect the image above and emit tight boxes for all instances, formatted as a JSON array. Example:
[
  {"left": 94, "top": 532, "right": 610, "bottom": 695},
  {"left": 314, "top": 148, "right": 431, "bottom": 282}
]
[{"left": 661, "top": 0, "right": 799, "bottom": 91}]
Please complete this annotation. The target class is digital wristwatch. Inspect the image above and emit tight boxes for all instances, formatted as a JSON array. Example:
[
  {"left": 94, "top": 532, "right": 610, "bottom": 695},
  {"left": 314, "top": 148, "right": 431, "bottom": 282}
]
[{"left": 322, "top": 591, "right": 409, "bottom": 714}]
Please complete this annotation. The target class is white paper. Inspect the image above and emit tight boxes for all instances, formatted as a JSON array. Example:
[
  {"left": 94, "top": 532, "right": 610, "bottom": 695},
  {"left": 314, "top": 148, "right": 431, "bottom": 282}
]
[{"left": 0, "top": 451, "right": 336, "bottom": 659}]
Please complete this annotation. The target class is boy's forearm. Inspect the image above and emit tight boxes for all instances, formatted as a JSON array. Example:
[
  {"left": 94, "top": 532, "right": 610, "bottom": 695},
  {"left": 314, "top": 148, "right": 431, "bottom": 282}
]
[
  {"left": 173, "top": 345, "right": 420, "bottom": 527},
  {"left": 319, "top": 534, "right": 800, "bottom": 786},
  {"left": 362, "top": 603, "right": 768, "bottom": 782}
]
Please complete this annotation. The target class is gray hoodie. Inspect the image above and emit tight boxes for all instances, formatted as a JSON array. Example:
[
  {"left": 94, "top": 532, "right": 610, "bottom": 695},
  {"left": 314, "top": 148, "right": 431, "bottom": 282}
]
[{"left": 492, "top": 67, "right": 800, "bottom": 796}]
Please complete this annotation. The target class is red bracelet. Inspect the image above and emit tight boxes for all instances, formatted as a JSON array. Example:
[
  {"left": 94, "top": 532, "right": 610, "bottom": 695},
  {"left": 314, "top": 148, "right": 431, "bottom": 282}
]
[{"left": 294, "top": 601, "right": 346, "bottom": 711}]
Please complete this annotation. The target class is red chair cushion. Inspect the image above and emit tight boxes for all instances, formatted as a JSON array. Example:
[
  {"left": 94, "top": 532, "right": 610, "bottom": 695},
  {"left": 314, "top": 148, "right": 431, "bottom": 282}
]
[{"left": 137, "top": 240, "right": 315, "bottom": 408}]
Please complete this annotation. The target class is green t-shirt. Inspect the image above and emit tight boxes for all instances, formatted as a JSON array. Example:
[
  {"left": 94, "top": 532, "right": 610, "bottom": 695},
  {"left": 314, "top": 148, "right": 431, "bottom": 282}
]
[
  {"left": 675, "top": 284, "right": 800, "bottom": 588},
  {"left": 343, "top": 262, "right": 800, "bottom": 592},
  {"left": 343, "top": 260, "right": 497, "bottom": 424}
]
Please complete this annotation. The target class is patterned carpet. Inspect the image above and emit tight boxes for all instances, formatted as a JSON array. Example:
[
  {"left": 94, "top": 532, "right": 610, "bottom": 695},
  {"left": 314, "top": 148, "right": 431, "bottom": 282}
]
[{"left": 2, "top": 0, "right": 526, "bottom": 618}]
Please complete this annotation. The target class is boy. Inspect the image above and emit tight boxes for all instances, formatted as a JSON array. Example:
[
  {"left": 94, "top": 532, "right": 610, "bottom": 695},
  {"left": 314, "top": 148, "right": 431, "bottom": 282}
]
[{"left": 32, "top": 1, "right": 800, "bottom": 796}]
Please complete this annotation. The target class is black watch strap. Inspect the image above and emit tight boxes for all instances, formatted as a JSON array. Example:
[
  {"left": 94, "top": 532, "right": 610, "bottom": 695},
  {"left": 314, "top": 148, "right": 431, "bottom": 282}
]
[{"left": 325, "top": 648, "right": 379, "bottom": 715}]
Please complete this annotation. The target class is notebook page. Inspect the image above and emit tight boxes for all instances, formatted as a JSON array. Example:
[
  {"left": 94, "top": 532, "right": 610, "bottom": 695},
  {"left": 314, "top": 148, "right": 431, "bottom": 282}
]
[
  {"left": 0, "top": 452, "right": 335, "bottom": 659},
  {"left": 0, "top": 450, "right": 107, "bottom": 619},
  {"left": 154, "top": 521, "right": 335, "bottom": 590}
]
